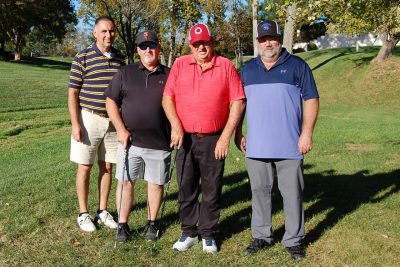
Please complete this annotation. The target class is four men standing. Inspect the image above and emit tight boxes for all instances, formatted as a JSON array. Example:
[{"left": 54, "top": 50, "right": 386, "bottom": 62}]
[{"left": 68, "top": 17, "right": 318, "bottom": 260}]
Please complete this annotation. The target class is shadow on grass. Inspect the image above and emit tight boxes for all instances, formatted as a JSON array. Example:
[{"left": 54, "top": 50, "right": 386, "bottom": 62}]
[
  {"left": 12, "top": 57, "right": 71, "bottom": 71},
  {"left": 312, "top": 52, "right": 347, "bottom": 71},
  {"left": 218, "top": 168, "right": 400, "bottom": 249}
]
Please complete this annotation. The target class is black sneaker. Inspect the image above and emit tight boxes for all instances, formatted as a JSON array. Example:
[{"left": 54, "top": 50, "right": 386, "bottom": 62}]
[
  {"left": 116, "top": 223, "right": 130, "bottom": 242},
  {"left": 144, "top": 221, "right": 159, "bottom": 241},
  {"left": 244, "top": 238, "right": 272, "bottom": 255},
  {"left": 286, "top": 244, "right": 305, "bottom": 260}
]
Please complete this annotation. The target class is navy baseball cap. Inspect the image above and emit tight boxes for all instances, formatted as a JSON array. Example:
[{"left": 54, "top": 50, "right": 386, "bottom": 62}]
[
  {"left": 256, "top": 20, "right": 282, "bottom": 40},
  {"left": 136, "top": 30, "right": 159, "bottom": 45}
]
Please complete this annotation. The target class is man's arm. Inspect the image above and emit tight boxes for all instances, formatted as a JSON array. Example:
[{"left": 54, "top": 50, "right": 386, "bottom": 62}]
[
  {"left": 298, "top": 98, "right": 319, "bottom": 155},
  {"left": 234, "top": 105, "right": 246, "bottom": 153},
  {"left": 68, "top": 88, "right": 81, "bottom": 142},
  {"left": 162, "top": 95, "right": 184, "bottom": 149},
  {"left": 215, "top": 99, "right": 245, "bottom": 160},
  {"left": 106, "top": 97, "right": 131, "bottom": 148}
]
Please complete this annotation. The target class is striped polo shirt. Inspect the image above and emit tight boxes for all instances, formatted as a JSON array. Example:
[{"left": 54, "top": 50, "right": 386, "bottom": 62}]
[
  {"left": 241, "top": 49, "right": 319, "bottom": 159},
  {"left": 68, "top": 44, "right": 125, "bottom": 113}
]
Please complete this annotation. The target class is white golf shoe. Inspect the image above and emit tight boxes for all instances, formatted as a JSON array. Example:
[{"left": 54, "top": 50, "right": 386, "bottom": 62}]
[
  {"left": 202, "top": 238, "right": 218, "bottom": 253},
  {"left": 95, "top": 210, "right": 118, "bottom": 229},
  {"left": 172, "top": 234, "right": 198, "bottom": 251},
  {"left": 77, "top": 213, "right": 96, "bottom": 232}
]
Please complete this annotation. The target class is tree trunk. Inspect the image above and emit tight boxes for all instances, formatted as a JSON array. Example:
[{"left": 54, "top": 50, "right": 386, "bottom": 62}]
[
  {"left": 252, "top": 0, "right": 258, "bottom": 57},
  {"left": 374, "top": 36, "right": 399, "bottom": 63},
  {"left": 283, "top": 4, "right": 297, "bottom": 54},
  {"left": 14, "top": 51, "right": 21, "bottom": 61},
  {"left": 0, "top": 38, "right": 4, "bottom": 54},
  {"left": 13, "top": 33, "right": 23, "bottom": 61}
]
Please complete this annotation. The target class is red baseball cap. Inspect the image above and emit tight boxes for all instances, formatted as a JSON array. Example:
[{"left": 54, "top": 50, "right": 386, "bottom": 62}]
[{"left": 189, "top": 23, "right": 211, "bottom": 45}]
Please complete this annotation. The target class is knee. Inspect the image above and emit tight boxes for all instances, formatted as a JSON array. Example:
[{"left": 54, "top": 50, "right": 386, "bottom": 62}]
[{"left": 99, "top": 161, "right": 113, "bottom": 174}]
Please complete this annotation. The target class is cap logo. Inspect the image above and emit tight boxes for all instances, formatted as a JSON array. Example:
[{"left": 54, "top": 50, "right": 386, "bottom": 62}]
[
  {"left": 194, "top": 27, "right": 202, "bottom": 35},
  {"left": 262, "top": 23, "right": 270, "bottom": 31},
  {"left": 144, "top": 32, "right": 149, "bottom": 39}
]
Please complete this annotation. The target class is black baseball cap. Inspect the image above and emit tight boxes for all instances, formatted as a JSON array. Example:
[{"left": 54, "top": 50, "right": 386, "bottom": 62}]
[
  {"left": 136, "top": 30, "right": 159, "bottom": 45},
  {"left": 256, "top": 20, "right": 282, "bottom": 40}
]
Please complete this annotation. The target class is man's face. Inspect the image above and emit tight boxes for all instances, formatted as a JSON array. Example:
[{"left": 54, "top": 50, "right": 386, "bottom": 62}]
[
  {"left": 93, "top": 20, "right": 116, "bottom": 51},
  {"left": 137, "top": 42, "right": 160, "bottom": 65},
  {"left": 258, "top": 36, "right": 282, "bottom": 60},
  {"left": 190, "top": 40, "right": 213, "bottom": 63}
]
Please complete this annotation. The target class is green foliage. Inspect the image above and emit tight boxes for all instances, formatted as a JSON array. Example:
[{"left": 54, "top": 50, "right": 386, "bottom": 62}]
[
  {"left": 263, "top": 0, "right": 400, "bottom": 60},
  {"left": 307, "top": 42, "right": 318, "bottom": 51},
  {"left": 0, "top": 0, "right": 76, "bottom": 60}
]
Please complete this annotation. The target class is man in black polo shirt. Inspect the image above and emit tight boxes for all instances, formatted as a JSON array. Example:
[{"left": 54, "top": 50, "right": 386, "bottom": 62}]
[{"left": 105, "top": 30, "right": 171, "bottom": 242}]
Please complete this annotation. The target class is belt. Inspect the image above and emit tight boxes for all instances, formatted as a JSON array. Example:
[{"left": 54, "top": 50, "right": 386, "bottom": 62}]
[
  {"left": 81, "top": 107, "right": 108, "bottom": 118},
  {"left": 191, "top": 130, "right": 222, "bottom": 138}
]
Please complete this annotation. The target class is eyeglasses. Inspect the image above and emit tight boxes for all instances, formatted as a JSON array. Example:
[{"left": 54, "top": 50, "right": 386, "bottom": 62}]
[
  {"left": 192, "top": 41, "right": 212, "bottom": 48},
  {"left": 138, "top": 42, "right": 158, "bottom": 50}
]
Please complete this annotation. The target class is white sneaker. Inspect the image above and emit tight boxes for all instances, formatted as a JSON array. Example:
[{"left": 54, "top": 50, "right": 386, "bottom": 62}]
[
  {"left": 95, "top": 210, "right": 118, "bottom": 229},
  {"left": 77, "top": 213, "right": 96, "bottom": 232},
  {"left": 202, "top": 238, "right": 218, "bottom": 253},
  {"left": 172, "top": 234, "right": 198, "bottom": 251}
]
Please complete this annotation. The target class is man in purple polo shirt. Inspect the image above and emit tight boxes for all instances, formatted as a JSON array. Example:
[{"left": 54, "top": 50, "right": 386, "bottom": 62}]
[{"left": 235, "top": 20, "right": 319, "bottom": 260}]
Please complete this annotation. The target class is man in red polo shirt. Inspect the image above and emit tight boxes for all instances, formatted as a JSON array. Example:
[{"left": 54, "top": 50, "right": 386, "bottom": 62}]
[{"left": 162, "top": 23, "right": 245, "bottom": 253}]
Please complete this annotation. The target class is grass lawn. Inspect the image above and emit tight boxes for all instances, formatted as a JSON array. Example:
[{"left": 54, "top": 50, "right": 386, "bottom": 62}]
[{"left": 0, "top": 48, "right": 399, "bottom": 266}]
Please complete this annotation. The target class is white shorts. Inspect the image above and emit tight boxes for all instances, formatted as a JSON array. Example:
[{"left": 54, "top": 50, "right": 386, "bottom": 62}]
[
  {"left": 70, "top": 109, "right": 118, "bottom": 165},
  {"left": 115, "top": 144, "right": 171, "bottom": 185}
]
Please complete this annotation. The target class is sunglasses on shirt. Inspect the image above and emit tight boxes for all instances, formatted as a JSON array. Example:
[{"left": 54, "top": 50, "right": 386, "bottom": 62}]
[{"left": 138, "top": 42, "right": 158, "bottom": 50}]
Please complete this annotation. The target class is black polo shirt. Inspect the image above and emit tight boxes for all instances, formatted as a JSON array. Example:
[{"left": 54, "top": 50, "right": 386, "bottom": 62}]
[{"left": 105, "top": 61, "right": 171, "bottom": 151}]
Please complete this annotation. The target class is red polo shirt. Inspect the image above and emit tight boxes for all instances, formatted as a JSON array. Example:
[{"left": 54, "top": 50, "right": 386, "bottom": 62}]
[{"left": 163, "top": 54, "right": 245, "bottom": 133}]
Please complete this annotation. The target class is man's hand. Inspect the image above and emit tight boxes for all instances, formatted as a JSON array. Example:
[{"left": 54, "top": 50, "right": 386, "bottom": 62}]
[
  {"left": 215, "top": 136, "right": 230, "bottom": 160},
  {"left": 234, "top": 132, "right": 246, "bottom": 153},
  {"left": 298, "top": 133, "right": 313, "bottom": 155},
  {"left": 118, "top": 128, "right": 132, "bottom": 149},
  {"left": 170, "top": 123, "right": 184, "bottom": 149},
  {"left": 71, "top": 123, "right": 82, "bottom": 142}
]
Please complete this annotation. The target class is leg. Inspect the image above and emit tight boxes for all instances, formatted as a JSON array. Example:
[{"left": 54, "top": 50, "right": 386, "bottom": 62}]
[
  {"left": 246, "top": 158, "right": 275, "bottom": 244},
  {"left": 176, "top": 135, "right": 200, "bottom": 237},
  {"left": 76, "top": 164, "right": 93, "bottom": 213},
  {"left": 197, "top": 135, "right": 225, "bottom": 239},
  {"left": 116, "top": 179, "right": 135, "bottom": 223},
  {"left": 276, "top": 159, "right": 304, "bottom": 247},
  {"left": 147, "top": 182, "right": 163, "bottom": 220},
  {"left": 98, "top": 160, "right": 113, "bottom": 210}
]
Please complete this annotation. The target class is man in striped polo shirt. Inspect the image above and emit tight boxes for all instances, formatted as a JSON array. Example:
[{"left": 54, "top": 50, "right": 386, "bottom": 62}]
[{"left": 68, "top": 16, "right": 125, "bottom": 232}]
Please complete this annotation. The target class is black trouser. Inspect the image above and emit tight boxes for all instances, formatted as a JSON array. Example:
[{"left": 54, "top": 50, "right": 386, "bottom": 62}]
[{"left": 176, "top": 133, "right": 225, "bottom": 239}]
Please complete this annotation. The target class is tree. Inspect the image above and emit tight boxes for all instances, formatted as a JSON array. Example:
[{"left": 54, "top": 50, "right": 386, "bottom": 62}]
[
  {"left": 282, "top": 4, "right": 297, "bottom": 54},
  {"left": 158, "top": 0, "right": 202, "bottom": 67},
  {"left": 0, "top": 0, "right": 76, "bottom": 60},
  {"left": 264, "top": 0, "right": 400, "bottom": 62},
  {"left": 79, "top": 0, "right": 161, "bottom": 63},
  {"left": 252, "top": 0, "right": 259, "bottom": 57}
]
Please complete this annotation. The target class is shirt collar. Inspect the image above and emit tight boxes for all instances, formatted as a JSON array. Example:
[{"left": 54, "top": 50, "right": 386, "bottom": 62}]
[
  {"left": 189, "top": 54, "right": 220, "bottom": 67},
  {"left": 92, "top": 43, "right": 117, "bottom": 58},
  {"left": 255, "top": 48, "right": 289, "bottom": 70},
  {"left": 138, "top": 60, "right": 163, "bottom": 73}
]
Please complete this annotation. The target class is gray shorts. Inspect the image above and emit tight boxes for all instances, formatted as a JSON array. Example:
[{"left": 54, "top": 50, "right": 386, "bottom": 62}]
[{"left": 115, "top": 144, "right": 171, "bottom": 185}]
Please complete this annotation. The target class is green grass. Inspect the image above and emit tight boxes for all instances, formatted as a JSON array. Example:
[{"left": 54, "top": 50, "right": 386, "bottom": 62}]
[{"left": 1, "top": 48, "right": 399, "bottom": 266}]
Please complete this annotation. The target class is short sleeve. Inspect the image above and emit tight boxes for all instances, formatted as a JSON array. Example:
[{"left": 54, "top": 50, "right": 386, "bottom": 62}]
[
  {"left": 68, "top": 55, "right": 83, "bottom": 90},
  {"left": 105, "top": 70, "right": 123, "bottom": 106},
  {"left": 299, "top": 62, "right": 319, "bottom": 100},
  {"left": 227, "top": 61, "right": 245, "bottom": 102},
  {"left": 163, "top": 61, "right": 178, "bottom": 97}
]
